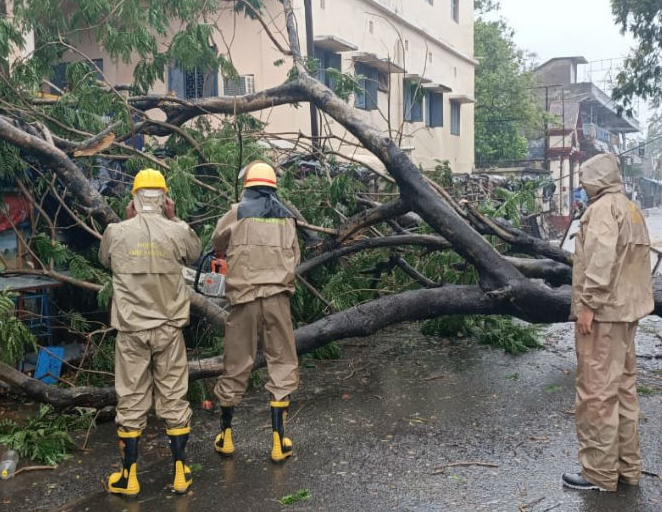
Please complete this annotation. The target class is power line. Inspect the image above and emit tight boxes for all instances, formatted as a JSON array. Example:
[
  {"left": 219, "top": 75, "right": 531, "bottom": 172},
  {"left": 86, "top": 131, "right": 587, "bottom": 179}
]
[{"left": 618, "top": 133, "right": 662, "bottom": 157}]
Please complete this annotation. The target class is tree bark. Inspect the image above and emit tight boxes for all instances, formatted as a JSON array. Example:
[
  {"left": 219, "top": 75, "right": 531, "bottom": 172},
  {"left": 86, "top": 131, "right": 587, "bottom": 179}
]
[
  {"left": 465, "top": 204, "right": 572, "bottom": 265},
  {"left": 6, "top": 269, "right": 662, "bottom": 408},
  {"left": 0, "top": 360, "right": 117, "bottom": 408},
  {"left": 147, "top": 82, "right": 308, "bottom": 134},
  {"left": 335, "top": 199, "right": 410, "bottom": 243}
]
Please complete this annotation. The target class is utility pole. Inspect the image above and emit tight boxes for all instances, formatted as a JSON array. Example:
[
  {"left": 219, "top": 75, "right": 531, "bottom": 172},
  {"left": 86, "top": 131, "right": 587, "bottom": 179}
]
[
  {"left": 303, "top": 0, "right": 320, "bottom": 150},
  {"left": 532, "top": 84, "right": 563, "bottom": 214},
  {"left": 544, "top": 86, "right": 549, "bottom": 171}
]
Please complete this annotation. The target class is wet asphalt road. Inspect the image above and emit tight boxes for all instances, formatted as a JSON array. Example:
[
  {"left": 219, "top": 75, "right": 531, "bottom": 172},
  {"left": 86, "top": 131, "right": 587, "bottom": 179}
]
[{"left": 3, "top": 320, "right": 662, "bottom": 512}]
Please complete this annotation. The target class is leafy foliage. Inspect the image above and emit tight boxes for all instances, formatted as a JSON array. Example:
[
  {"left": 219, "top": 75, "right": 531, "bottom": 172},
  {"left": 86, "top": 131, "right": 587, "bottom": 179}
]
[
  {"left": 474, "top": 0, "right": 500, "bottom": 14},
  {"left": 278, "top": 489, "right": 312, "bottom": 505},
  {"left": 0, "top": 0, "right": 552, "bottom": 406},
  {"left": 421, "top": 315, "right": 542, "bottom": 354},
  {"left": 306, "top": 341, "right": 341, "bottom": 360},
  {"left": 0, "top": 142, "right": 22, "bottom": 179},
  {"left": 611, "top": 0, "right": 662, "bottom": 113},
  {"left": 474, "top": 14, "right": 546, "bottom": 166},
  {"left": 0, "top": 405, "right": 95, "bottom": 465},
  {"left": 32, "top": 234, "right": 110, "bottom": 291},
  {"left": 0, "top": 291, "right": 37, "bottom": 365},
  {"left": 478, "top": 178, "right": 546, "bottom": 226},
  {"left": 7, "top": 0, "right": 247, "bottom": 95}
]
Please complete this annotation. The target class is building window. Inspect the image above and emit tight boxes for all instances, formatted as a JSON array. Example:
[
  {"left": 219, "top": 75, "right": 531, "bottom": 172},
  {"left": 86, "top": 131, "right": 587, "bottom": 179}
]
[
  {"left": 223, "top": 75, "right": 255, "bottom": 96},
  {"left": 185, "top": 68, "right": 205, "bottom": 99},
  {"left": 51, "top": 59, "right": 104, "bottom": 93},
  {"left": 450, "top": 101, "right": 461, "bottom": 135},
  {"left": 426, "top": 91, "right": 443, "bottom": 128},
  {"left": 320, "top": 0, "right": 325, "bottom": 8},
  {"left": 355, "top": 62, "right": 379, "bottom": 110},
  {"left": 451, "top": 0, "right": 459, "bottom": 22},
  {"left": 404, "top": 81, "right": 424, "bottom": 122},
  {"left": 424, "top": 0, "right": 433, "bottom": 4},
  {"left": 169, "top": 66, "right": 219, "bottom": 99},
  {"left": 369, "top": 20, "right": 374, "bottom": 34},
  {"left": 404, "top": 39, "right": 409, "bottom": 51},
  {"left": 377, "top": 71, "right": 389, "bottom": 92},
  {"left": 314, "top": 46, "right": 342, "bottom": 89},
  {"left": 428, "top": 52, "right": 433, "bottom": 63}
]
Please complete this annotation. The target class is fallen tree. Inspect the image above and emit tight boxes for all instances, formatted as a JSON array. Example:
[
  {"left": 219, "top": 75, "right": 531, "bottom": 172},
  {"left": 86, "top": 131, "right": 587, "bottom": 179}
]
[{"left": 0, "top": 0, "right": 657, "bottom": 408}]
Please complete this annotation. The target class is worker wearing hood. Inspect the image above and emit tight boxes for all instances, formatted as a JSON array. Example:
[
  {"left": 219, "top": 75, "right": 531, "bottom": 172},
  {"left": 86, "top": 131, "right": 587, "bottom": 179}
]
[{"left": 563, "top": 153, "right": 653, "bottom": 493}]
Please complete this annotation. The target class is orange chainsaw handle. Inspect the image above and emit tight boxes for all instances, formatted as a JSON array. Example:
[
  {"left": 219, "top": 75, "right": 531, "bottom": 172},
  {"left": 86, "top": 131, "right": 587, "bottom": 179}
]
[{"left": 211, "top": 258, "right": 227, "bottom": 275}]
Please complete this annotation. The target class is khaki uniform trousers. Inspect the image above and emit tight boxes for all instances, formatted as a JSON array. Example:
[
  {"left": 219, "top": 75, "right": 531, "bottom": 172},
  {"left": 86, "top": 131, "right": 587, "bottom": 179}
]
[
  {"left": 575, "top": 321, "right": 641, "bottom": 491},
  {"left": 115, "top": 324, "right": 192, "bottom": 431},
  {"left": 214, "top": 293, "right": 298, "bottom": 406}
]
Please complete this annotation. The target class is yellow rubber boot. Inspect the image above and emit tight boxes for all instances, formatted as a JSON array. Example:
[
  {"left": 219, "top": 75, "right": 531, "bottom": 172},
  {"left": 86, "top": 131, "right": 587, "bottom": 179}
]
[
  {"left": 214, "top": 406, "right": 235, "bottom": 456},
  {"left": 108, "top": 430, "right": 140, "bottom": 497},
  {"left": 270, "top": 401, "right": 293, "bottom": 463},
  {"left": 167, "top": 427, "right": 192, "bottom": 494}
]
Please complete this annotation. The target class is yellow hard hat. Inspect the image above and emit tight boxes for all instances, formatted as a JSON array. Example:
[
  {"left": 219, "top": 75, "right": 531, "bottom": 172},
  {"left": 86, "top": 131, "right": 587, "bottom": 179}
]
[
  {"left": 242, "top": 161, "right": 277, "bottom": 189},
  {"left": 132, "top": 168, "right": 168, "bottom": 194}
]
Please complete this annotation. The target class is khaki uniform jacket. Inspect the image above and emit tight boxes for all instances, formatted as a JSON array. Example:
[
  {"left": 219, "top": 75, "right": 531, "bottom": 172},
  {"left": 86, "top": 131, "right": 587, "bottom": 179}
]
[
  {"left": 571, "top": 154, "right": 654, "bottom": 322},
  {"left": 99, "top": 213, "right": 201, "bottom": 331},
  {"left": 212, "top": 204, "right": 300, "bottom": 305}
]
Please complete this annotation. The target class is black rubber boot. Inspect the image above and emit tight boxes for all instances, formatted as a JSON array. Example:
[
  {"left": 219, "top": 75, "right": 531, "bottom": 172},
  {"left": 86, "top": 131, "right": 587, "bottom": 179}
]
[
  {"left": 108, "top": 430, "right": 140, "bottom": 497},
  {"left": 270, "top": 400, "right": 292, "bottom": 462},
  {"left": 167, "top": 427, "right": 192, "bottom": 494},
  {"left": 214, "top": 406, "right": 235, "bottom": 456}
]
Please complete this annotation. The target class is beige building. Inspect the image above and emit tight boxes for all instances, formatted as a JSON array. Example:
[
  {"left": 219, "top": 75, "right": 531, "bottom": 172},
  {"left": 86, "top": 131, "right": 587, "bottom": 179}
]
[{"left": 56, "top": 0, "right": 476, "bottom": 173}]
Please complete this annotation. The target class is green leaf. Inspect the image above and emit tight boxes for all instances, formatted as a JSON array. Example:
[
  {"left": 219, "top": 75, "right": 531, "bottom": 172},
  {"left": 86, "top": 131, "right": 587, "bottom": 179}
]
[{"left": 278, "top": 489, "right": 312, "bottom": 505}]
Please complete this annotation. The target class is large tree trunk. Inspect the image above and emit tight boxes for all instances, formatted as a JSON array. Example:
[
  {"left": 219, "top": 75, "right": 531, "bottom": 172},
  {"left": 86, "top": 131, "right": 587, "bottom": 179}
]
[{"left": 0, "top": 1, "right": 657, "bottom": 410}]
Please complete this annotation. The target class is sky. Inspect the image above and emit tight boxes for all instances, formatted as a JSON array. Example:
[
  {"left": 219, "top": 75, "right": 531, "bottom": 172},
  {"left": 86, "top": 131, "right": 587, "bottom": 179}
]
[{"left": 486, "top": 0, "right": 652, "bottom": 128}]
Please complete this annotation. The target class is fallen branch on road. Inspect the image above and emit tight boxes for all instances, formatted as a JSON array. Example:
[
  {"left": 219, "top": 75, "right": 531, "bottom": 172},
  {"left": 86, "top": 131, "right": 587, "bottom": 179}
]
[{"left": 431, "top": 460, "right": 499, "bottom": 475}]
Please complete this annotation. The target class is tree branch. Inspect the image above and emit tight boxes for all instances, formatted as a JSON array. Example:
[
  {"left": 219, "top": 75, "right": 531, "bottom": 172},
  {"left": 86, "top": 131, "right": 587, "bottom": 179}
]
[
  {"left": 0, "top": 116, "right": 120, "bottom": 226},
  {"left": 336, "top": 199, "right": 410, "bottom": 243},
  {"left": 464, "top": 203, "right": 572, "bottom": 265},
  {"left": 297, "top": 234, "right": 450, "bottom": 275}
]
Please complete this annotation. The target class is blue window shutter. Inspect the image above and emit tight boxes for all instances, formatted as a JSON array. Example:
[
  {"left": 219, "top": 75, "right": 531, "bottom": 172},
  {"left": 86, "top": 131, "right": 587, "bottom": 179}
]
[
  {"left": 428, "top": 92, "right": 443, "bottom": 127},
  {"left": 411, "top": 86, "right": 423, "bottom": 122},
  {"left": 436, "top": 93, "right": 444, "bottom": 127},
  {"left": 327, "top": 52, "right": 341, "bottom": 90},
  {"left": 366, "top": 67, "right": 379, "bottom": 110},
  {"left": 329, "top": 52, "right": 341, "bottom": 72},
  {"left": 354, "top": 62, "right": 367, "bottom": 109},
  {"left": 168, "top": 66, "right": 185, "bottom": 98},
  {"left": 423, "top": 91, "right": 432, "bottom": 127},
  {"left": 404, "top": 82, "right": 413, "bottom": 121}
]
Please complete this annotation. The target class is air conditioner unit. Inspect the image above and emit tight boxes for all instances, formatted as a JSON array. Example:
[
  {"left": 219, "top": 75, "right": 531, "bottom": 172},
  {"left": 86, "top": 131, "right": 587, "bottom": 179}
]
[
  {"left": 244, "top": 74, "right": 255, "bottom": 95},
  {"left": 223, "top": 74, "right": 255, "bottom": 96}
]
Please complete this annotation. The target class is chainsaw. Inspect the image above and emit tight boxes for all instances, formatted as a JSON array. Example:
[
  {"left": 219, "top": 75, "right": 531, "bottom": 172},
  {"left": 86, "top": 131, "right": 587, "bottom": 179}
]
[{"left": 194, "top": 249, "right": 227, "bottom": 298}]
